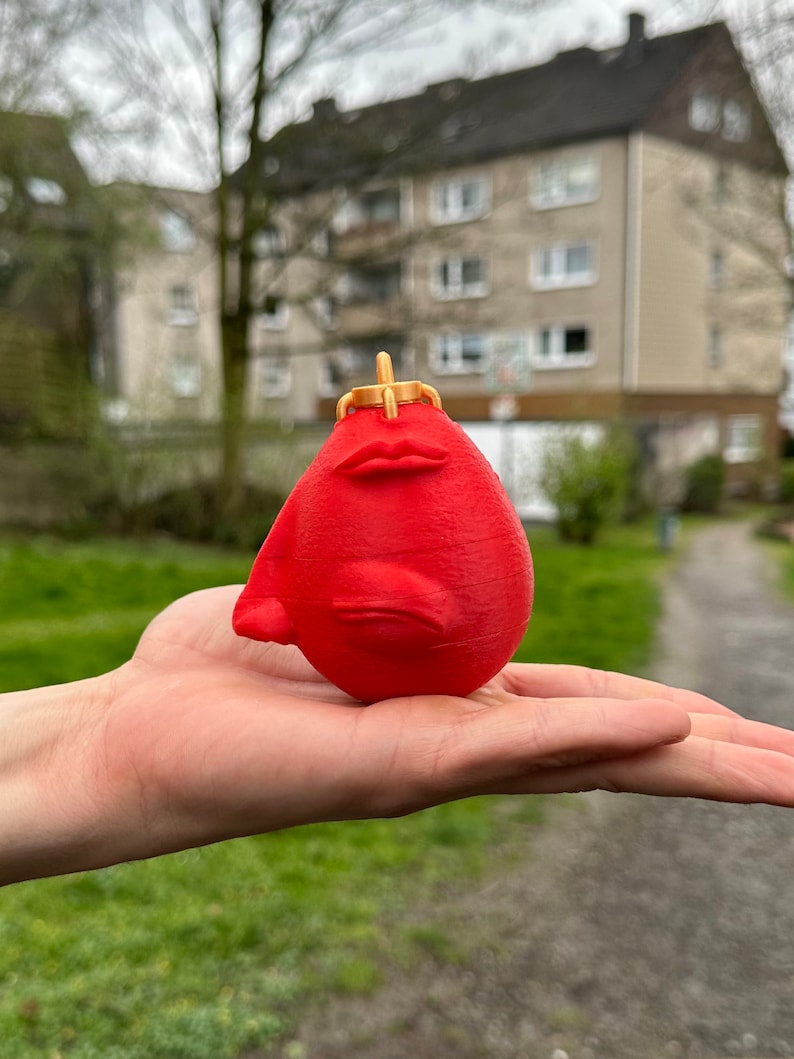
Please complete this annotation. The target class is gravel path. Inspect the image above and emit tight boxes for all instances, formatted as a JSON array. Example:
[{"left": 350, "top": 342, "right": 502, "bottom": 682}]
[{"left": 278, "top": 521, "right": 794, "bottom": 1059}]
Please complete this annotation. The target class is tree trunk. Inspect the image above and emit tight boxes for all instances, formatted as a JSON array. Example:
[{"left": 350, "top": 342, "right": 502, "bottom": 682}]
[{"left": 219, "top": 311, "right": 249, "bottom": 517}]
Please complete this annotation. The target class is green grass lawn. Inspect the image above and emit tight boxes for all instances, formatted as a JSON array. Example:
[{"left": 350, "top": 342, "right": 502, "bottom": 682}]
[
  {"left": 0, "top": 524, "right": 668, "bottom": 1059},
  {"left": 775, "top": 539, "right": 794, "bottom": 602}
]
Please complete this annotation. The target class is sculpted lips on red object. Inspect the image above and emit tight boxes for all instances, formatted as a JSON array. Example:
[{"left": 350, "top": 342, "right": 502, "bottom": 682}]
[{"left": 335, "top": 438, "right": 448, "bottom": 476}]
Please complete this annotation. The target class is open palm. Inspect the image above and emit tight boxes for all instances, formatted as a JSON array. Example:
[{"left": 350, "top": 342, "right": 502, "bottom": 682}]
[{"left": 64, "top": 584, "right": 791, "bottom": 871}]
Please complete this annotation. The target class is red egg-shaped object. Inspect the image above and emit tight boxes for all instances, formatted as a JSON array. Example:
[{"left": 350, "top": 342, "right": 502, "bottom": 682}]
[{"left": 233, "top": 353, "right": 533, "bottom": 703}]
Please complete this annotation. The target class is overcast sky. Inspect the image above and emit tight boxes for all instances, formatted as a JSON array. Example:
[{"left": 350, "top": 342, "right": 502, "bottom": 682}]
[
  {"left": 77, "top": 0, "right": 731, "bottom": 188},
  {"left": 324, "top": 0, "right": 719, "bottom": 114}
]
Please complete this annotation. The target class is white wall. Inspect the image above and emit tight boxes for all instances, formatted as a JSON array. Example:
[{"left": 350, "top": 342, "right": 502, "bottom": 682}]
[{"left": 461, "top": 421, "right": 603, "bottom": 521}]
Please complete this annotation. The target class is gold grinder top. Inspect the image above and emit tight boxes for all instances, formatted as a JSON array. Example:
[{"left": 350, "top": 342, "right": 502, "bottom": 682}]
[{"left": 336, "top": 351, "right": 442, "bottom": 422}]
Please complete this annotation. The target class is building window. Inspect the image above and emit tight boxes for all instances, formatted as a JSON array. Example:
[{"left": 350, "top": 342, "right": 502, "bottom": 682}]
[
  {"left": 707, "top": 324, "right": 723, "bottom": 368},
  {"left": 431, "top": 333, "right": 488, "bottom": 374},
  {"left": 312, "top": 225, "right": 330, "bottom": 258},
  {"left": 723, "top": 99, "right": 751, "bottom": 142},
  {"left": 431, "top": 176, "right": 490, "bottom": 224},
  {"left": 330, "top": 337, "right": 404, "bottom": 381},
  {"left": 252, "top": 225, "right": 285, "bottom": 258},
  {"left": 709, "top": 250, "right": 726, "bottom": 289},
  {"left": 313, "top": 295, "right": 337, "bottom": 329},
  {"left": 433, "top": 256, "right": 489, "bottom": 299},
  {"left": 169, "top": 354, "right": 201, "bottom": 397},
  {"left": 335, "top": 187, "right": 401, "bottom": 232},
  {"left": 160, "top": 208, "right": 196, "bottom": 253},
  {"left": 534, "top": 325, "right": 594, "bottom": 368},
  {"left": 532, "top": 155, "right": 599, "bottom": 210},
  {"left": 724, "top": 414, "right": 763, "bottom": 463},
  {"left": 337, "top": 262, "right": 402, "bottom": 303},
  {"left": 259, "top": 357, "right": 291, "bottom": 398},
  {"left": 258, "top": 294, "right": 289, "bottom": 330},
  {"left": 713, "top": 166, "right": 728, "bottom": 207},
  {"left": 690, "top": 92, "right": 751, "bottom": 142},
  {"left": 531, "top": 241, "right": 596, "bottom": 289},
  {"left": 690, "top": 90, "right": 721, "bottom": 132},
  {"left": 167, "top": 285, "right": 198, "bottom": 326}
]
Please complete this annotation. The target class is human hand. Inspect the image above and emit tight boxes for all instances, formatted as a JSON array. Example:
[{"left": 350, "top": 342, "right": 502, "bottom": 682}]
[{"left": 3, "top": 586, "right": 794, "bottom": 884}]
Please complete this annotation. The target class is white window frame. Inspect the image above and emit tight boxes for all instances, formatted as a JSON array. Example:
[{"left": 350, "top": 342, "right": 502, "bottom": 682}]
[
  {"left": 724, "top": 414, "right": 763, "bottom": 463},
  {"left": 259, "top": 357, "right": 292, "bottom": 398},
  {"left": 531, "top": 241, "right": 597, "bottom": 290},
  {"left": 160, "top": 208, "right": 196, "bottom": 253},
  {"left": 258, "top": 295, "right": 289, "bottom": 331},
  {"left": 709, "top": 249, "right": 726, "bottom": 289},
  {"left": 252, "top": 225, "right": 286, "bottom": 258},
  {"left": 707, "top": 324, "right": 723, "bottom": 369},
  {"left": 431, "top": 175, "right": 491, "bottom": 224},
  {"left": 312, "top": 225, "right": 330, "bottom": 258},
  {"left": 167, "top": 284, "right": 198, "bottom": 326},
  {"left": 690, "top": 90, "right": 721, "bottom": 133},
  {"left": 533, "top": 324, "right": 595, "bottom": 369},
  {"left": 430, "top": 332, "right": 489, "bottom": 375},
  {"left": 432, "top": 255, "right": 489, "bottom": 300},
  {"left": 722, "top": 98, "right": 751, "bottom": 142},
  {"left": 312, "top": 295, "right": 337, "bottom": 330},
  {"left": 333, "top": 186, "right": 402, "bottom": 233},
  {"left": 531, "top": 155, "right": 599, "bottom": 210},
  {"left": 169, "top": 354, "right": 202, "bottom": 397}
]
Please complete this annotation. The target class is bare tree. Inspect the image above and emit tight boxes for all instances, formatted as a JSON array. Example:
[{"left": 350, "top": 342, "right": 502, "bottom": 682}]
[{"left": 78, "top": 0, "right": 552, "bottom": 514}]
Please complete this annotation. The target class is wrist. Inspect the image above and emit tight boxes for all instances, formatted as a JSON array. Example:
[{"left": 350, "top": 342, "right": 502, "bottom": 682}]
[{"left": 0, "top": 673, "right": 122, "bottom": 885}]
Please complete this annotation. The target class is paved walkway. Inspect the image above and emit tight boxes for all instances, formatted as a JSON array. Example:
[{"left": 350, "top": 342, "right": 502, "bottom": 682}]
[{"left": 280, "top": 521, "right": 794, "bottom": 1059}]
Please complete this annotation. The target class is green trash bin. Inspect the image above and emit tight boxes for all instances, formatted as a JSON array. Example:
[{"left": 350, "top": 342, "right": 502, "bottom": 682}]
[{"left": 657, "top": 507, "right": 679, "bottom": 551}]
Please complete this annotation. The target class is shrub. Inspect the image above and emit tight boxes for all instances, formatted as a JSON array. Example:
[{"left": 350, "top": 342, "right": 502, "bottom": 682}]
[
  {"left": 681, "top": 454, "right": 725, "bottom": 513},
  {"left": 540, "top": 425, "right": 635, "bottom": 544},
  {"left": 778, "top": 460, "right": 794, "bottom": 505},
  {"left": 120, "top": 480, "right": 286, "bottom": 550}
]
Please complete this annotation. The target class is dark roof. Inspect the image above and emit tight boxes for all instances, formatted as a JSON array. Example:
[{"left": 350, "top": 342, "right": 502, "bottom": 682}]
[
  {"left": 256, "top": 19, "right": 786, "bottom": 193},
  {"left": 0, "top": 111, "right": 91, "bottom": 196}
]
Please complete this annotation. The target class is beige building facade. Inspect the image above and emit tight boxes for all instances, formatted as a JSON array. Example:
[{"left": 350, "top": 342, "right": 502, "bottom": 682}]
[
  {"left": 238, "top": 13, "right": 790, "bottom": 490},
  {"left": 109, "top": 13, "right": 790, "bottom": 495},
  {"left": 107, "top": 187, "right": 222, "bottom": 425}
]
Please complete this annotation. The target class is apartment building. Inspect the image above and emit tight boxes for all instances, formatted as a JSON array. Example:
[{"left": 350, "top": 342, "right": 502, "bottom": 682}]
[
  {"left": 248, "top": 12, "right": 790, "bottom": 489},
  {"left": 106, "top": 186, "right": 221, "bottom": 426}
]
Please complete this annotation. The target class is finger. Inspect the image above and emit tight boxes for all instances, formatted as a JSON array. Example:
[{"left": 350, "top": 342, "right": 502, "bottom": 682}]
[
  {"left": 688, "top": 712, "right": 794, "bottom": 756},
  {"left": 362, "top": 694, "right": 691, "bottom": 815},
  {"left": 493, "top": 737, "right": 794, "bottom": 807},
  {"left": 496, "top": 663, "right": 738, "bottom": 718}
]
